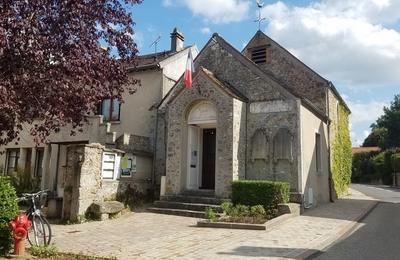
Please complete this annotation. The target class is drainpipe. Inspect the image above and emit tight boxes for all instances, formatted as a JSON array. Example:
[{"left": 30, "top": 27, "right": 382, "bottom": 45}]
[
  {"left": 326, "top": 86, "right": 334, "bottom": 202},
  {"left": 244, "top": 103, "right": 248, "bottom": 179},
  {"left": 53, "top": 144, "right": 61, "bottom": 196},
  {"left": 151, "top": 109, "right": 159, "bottom": 191}
]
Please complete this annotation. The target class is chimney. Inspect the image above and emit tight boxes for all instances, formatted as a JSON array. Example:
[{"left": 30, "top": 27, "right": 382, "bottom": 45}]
[{"left": 170, "top": 27, "right": 184, "bottom": 52}]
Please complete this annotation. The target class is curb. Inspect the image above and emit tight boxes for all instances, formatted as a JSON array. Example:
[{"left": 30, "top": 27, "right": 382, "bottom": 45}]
[
  {"left": 297, "top": 200, "right": 379, "bottom": 260},
  {"left": 196, "top": 213, "right": 296, "bottom": 231}
]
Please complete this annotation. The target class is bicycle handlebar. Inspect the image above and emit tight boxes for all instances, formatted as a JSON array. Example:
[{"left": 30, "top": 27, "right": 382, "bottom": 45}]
[{"left": 21, "top": 190, "right": 49, "bottom": 198}]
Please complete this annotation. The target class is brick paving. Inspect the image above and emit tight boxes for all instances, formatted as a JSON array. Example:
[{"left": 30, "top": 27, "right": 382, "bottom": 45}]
[{"left": 52, "top": 188, "right": 376, "bottom": 260}]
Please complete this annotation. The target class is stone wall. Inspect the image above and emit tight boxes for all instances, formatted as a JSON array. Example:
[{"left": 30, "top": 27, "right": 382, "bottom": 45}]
[
  {"left": 154, "top": 111, "right": 167, "bottom": 186},
  {"left": 232, "top": 99, "right": 247, "bottom": 180},
  {"left": 246, "top": 99, "right": 299, "bottom": 191},
  {"left": 162, "top": 35, "right": 288, "bottom": 105},
  {"left": 62, "top": 143, "right": 127, "bottom": 221},
  {"left": 116, "top": 134, "right": 153, "bottom": 156},
  {"left": 243, "top": 31, "right": 328, "bottom": 114}
]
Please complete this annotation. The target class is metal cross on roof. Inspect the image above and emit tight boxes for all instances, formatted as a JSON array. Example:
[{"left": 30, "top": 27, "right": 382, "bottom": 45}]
[{"left": 254, "top": 0, "right": 267, "bottom": 30}]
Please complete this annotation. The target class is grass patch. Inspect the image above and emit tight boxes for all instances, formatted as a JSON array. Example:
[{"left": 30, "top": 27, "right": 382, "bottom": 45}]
[{"left": 28, "top": 245, "right": 116, "bottom": 259}]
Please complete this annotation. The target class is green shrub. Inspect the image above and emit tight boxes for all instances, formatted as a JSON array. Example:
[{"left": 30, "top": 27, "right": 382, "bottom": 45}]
[
  {"left": 204, "top": 207, "right": 216, "bottom": 221},
  {"left": 220, "top": 201, "right": 233, "bottom": 215},
  {"left": 0, "top": 177, "right": 18, "bottom": 255},
  {"left": 250, "top": 205, "right": 266, "bottom": 217},
  {"left": 219, "top": 203, "right": 267, "bottom": 224},
  {"left": 234, "top": 204, "right": 249, "bottom": 217},
  {"left": 29, "top": 245, "right": 58, "bottom": 257},
  {"left": 352, "top": 151, "right": 400, "bottom": 185},
  {"left": 232, "top": 180, "right": 290, "bottom": 216},
  {"left": 352, "top": 151, "right": 380, "bottom": 183}
]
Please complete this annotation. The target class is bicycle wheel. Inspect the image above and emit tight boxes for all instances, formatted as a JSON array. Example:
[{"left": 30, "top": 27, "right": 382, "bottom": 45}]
[
  {"left": 41, "top": 216, "right": 52, "bottom": 245},
  {"left": 28, "top": 214, "right": 51, "bottom": 246}
]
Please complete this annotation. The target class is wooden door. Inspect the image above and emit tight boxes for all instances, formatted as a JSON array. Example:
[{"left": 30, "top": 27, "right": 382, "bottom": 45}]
[{"left": 201, "top": 128, "right": 216, "bottom": 189}]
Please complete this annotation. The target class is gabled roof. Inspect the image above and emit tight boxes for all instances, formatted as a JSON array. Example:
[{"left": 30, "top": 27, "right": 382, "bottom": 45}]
[
  {"left": 243, "top": 30, "right": 350, "bottom": 113},
  {"left": 126, "top": 46, "right": 192, "bottom": 71},
  {"left": 158, "top": 33, "right": 300, "bottom": 109},
  {"left": 211, "top": 33, "right": 299, "bottom": 100},
  {"left": 165, "top": 67, "right": 249, "bottom": 106},
  {"left": 158, "top": 32, "right": 344, "bottom": 122}
]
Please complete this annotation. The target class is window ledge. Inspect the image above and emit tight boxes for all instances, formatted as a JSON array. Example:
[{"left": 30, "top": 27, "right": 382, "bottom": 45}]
[{"left": 104, "top": 120, "right": 121, "bottom": 125}]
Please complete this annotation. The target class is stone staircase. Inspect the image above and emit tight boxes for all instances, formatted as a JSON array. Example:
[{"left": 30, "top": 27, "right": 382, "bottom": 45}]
[{"left": 148, "top": 190, "right": 229, "bottom": 218}]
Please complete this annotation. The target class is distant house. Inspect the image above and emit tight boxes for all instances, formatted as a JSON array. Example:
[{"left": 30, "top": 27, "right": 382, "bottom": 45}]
[{"left": 352, "top": 147, "right": 382, "bottom": 154}]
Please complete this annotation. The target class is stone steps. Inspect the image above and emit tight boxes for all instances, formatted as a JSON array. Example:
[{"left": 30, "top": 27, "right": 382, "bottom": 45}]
[
  {"left": 154, "top": 200, "right": 223, "bottom": 213},
  {"left": 148, "top": 193, "right": 229, "bottom": 218},
  {"left": 147, "top": 207, "right": 214, "bottom": 218},
  {"left": 160, "top": 195, "right": 229, "bottom": 205}
]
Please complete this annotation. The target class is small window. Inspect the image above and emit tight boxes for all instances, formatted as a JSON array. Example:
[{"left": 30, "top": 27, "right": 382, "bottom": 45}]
[
  {"left": 102, "top": 153, "right": 116, "bottom": 179},
  {"left": 251, "top": 47, "right": 267, "bottom": 64},
  {"left": 315, "top": 133, "right": 321, "bottom": 172},
  {"left": 34, "top": 148, "right": 44, "bottom": 178},
  {"left": 6, "top": 149, "right": 20, "bottom": 175},
  {"left": 100, "top": 98, "right": 120, "bottom": 121}
]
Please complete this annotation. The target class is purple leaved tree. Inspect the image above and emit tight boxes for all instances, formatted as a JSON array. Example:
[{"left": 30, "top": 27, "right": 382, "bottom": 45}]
[{"left": 0, "top": 0, "right": 142, "bottom": 145}]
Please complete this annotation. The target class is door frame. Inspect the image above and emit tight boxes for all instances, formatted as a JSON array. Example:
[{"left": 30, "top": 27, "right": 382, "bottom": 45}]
[{"left": 186, "top": 124, "right": 217, "bottom": 190}]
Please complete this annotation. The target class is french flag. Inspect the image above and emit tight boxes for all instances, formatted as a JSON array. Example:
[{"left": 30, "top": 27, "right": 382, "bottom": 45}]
[{"left": 184, "top": 50, "right": 194, "bottom": 89}]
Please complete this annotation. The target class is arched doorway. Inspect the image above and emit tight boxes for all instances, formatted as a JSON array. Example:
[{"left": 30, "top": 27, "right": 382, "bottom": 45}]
[{"left": 186, "top": 102, "right": 217, "bottom": 190}]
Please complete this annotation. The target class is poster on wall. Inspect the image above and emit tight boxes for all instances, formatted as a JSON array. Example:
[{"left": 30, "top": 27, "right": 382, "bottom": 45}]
[{"left": 120, "top": 155, "right": 136, "bottom": 177}]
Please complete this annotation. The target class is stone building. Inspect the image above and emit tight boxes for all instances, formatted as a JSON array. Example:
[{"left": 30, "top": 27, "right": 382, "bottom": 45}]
[{"left": 152, "top": 30, "right": 350, "bottom": 212}]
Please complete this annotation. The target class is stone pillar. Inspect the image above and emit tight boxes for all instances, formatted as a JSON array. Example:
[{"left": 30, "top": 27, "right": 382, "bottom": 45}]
[
  {"left": 31, "top": 148, "right": 37, "bottom": 178},
  {"left": 63, "top": 144, "right": 104, "bottom": 221},
  {"left": 40, "top": 144, "right": 51, "bottom": 190},
  {"left": 18, "top": 148, "right": 27, "bottom": 172}
]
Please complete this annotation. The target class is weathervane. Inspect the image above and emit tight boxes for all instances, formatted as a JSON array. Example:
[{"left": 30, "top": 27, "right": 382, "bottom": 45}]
[
  {"left": 254, "top": 0, "right": 266, "bottom": 30},
  {"left": 149, "top": 35, "right": 161, "bottom": 54}
]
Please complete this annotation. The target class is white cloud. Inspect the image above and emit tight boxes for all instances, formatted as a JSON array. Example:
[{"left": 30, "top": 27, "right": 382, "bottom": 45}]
[
  {"left": 261, "top": 0, "right": 400, "bottom": 87},
  {"left": 347, "top": 100, "right": 386, "bottom": 124},
  {"left": 166, "top": 0, "right": 251, "bottom": 23},
  {"left": 162, "top": 0, "right": 173, "bottom": 7},
  {"left": 346, "top": 98, "right": 386, "bottom": 146},
  {"left": 200, "top": 27, "right": 211, "bottom": 35}
]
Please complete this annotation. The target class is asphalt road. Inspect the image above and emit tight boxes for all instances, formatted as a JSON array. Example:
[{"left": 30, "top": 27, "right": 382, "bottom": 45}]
[{"left": 312, "top": 184, "right": 400, "bottom": 260}]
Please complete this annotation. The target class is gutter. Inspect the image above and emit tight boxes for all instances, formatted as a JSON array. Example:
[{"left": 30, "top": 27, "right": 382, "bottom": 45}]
[{"left": 326, "top": 88, "right": 334, "bottom": 202}]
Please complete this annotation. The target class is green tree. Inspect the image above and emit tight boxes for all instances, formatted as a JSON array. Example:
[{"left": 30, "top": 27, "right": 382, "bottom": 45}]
[
  {"left": 362, "top": 127, "right": 387, "bottom": 147},
  {"left": 370, "top": 95, "right": 400, "bottom": 149}
]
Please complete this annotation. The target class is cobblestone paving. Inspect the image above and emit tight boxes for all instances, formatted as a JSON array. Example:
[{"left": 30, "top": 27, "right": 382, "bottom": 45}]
[{"left": 52, "top": 189, "right": 375, "bottom": 260}]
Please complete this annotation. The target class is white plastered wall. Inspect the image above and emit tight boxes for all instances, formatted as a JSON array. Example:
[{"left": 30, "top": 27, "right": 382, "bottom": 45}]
[{"left": 300, "top": 105, "right": 330, "bottom": 207}]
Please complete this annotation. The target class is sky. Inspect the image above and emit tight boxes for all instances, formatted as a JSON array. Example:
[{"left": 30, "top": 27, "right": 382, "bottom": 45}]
[{"left": 130, "top": 0, "right": 400, "bottom": 147}]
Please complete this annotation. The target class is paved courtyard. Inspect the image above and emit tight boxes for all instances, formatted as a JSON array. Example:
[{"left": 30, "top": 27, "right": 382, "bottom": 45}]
[{"left": 52, "top": 187, "right": 376, "bottom": 260}]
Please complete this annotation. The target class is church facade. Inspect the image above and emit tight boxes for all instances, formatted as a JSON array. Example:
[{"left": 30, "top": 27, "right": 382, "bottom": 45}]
[{"left": 156, "top": 31, "right": 350, "bottom": 207}]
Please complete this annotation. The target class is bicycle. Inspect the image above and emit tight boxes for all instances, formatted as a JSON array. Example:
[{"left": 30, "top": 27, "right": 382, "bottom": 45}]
[{"left": 18, "top": 190, "right": 52, "bottom": 246}]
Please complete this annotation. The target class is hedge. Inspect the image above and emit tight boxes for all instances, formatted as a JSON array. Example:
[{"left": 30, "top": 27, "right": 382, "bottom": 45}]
[
  {"left": 0, "top": 177, "right": 18, "bottom": 255},
  {"left": 231, "top": 180, "right": 290, "bottom": 214},
  {"left": 352, "top": 151, "right": 400, "bottom": 185}
]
